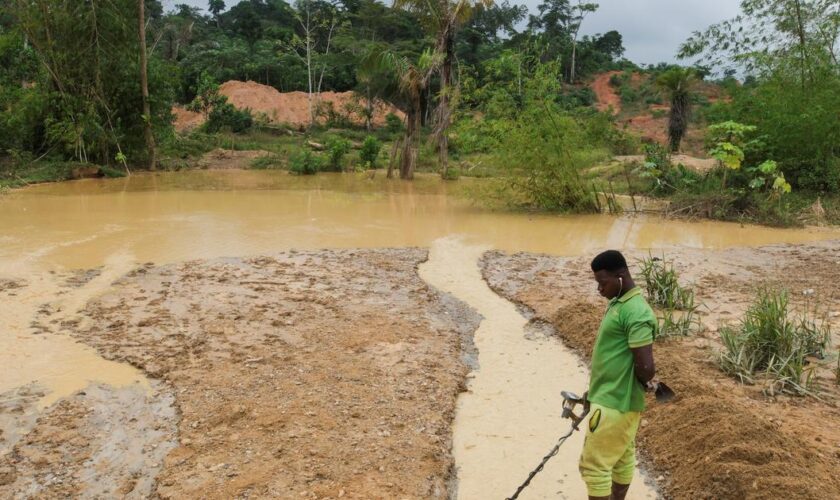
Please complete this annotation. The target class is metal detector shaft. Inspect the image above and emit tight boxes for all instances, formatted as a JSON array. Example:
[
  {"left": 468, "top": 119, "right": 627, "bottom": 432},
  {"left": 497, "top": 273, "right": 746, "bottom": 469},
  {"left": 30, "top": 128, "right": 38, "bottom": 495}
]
[{"left": 505, "top": 425, "right": 576, "bottom": 500}]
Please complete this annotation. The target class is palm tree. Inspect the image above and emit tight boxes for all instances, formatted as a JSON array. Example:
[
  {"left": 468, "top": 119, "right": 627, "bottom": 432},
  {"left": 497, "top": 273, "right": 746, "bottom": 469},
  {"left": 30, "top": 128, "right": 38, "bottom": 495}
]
[
  {"left": 394, "top": 0, "right": 492, "bottom": 177},
  {"left": 139, "top": 0, "right": 156, "bottom": 170},
  {"left": 363, "top": 49, "right": 439, "bottom": 180},
  {"left": 656, "top": 67, "right": 698, "bottom": 152}
]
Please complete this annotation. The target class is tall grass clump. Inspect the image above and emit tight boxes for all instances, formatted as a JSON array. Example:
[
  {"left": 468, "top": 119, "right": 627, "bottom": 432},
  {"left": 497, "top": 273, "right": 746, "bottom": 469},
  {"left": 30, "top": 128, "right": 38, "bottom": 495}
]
[
  {"left": 719, "top": 289, "right": 831, "bottom": 395},
  {"left": 638, "top": 254, "right": 699, "bottom": 338}
]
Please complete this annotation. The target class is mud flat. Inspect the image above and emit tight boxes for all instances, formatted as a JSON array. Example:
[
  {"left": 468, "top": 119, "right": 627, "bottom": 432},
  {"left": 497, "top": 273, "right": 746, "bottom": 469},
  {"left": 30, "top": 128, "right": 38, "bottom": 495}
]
[
  {"left": 481, "top": 240, "right": 840, "bottom": 499},
  {"left": 0, "top": 249, "right": 479, "bottom": 498}
]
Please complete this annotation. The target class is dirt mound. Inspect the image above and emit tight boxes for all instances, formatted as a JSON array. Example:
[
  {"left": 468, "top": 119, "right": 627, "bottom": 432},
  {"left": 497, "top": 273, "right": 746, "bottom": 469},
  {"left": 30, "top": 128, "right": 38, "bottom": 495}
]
[
  {"left": 615, "top": 154, "right": 718, "bottom": 173},
  {"left": 481, "top": 243, "right": 840, "bottom": 499},
  {"left": 173, "top": 81, "right": 404, "bottom": 133},
  {"left": 592, "top": 71, "right": 622, "bottom": 114},
  {"left": 173, "top": 106, "right": 204, "bottom": 133},
  {"left": 54, "top": 249, "right": 478, "bottom": 498}
]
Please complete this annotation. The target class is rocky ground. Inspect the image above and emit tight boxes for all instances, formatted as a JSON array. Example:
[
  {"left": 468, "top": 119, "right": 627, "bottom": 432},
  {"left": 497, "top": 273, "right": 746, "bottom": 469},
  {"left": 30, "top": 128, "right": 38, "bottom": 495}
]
[
  {"left": 1, "top": 249, "right": 479, "bottom": 499},
  {"left": 481, "top": 241, "right": 840, "bottom": 499}
]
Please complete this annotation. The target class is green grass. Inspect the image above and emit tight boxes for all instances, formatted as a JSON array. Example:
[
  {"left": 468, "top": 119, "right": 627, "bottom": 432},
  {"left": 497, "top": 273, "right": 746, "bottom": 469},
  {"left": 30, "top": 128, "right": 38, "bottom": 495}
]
[
  {"left": 638, "top": 254, "right": 700, "bottom": 338},
  {"left": 0, "top": 160, "right": 88, "bottom": 189},
  {"left": 719, "top": 288, "right": 831, "bottom": 396}
]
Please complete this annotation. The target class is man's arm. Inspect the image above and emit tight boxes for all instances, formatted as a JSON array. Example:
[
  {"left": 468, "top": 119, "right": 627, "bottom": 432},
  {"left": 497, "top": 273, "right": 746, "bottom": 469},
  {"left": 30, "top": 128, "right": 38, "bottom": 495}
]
[{"left": 630, "top": 344, "right": 655, "bottom": 385}]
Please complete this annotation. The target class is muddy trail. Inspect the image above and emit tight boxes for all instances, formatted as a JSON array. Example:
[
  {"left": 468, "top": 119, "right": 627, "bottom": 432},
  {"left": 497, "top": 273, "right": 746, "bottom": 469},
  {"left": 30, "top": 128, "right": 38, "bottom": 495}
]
[
  {"left": 2, "top": 249, "right": 480, "bottom": 498},
  {"left": 482, "top": 241, "right": 840, "bottom": 499}
]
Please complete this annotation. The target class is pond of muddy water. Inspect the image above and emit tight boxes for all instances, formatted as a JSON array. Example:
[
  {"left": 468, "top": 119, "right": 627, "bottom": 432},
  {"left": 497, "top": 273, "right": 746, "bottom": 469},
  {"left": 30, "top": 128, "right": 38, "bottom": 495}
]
[{"left": 2, "top": 170, "right": 839, "bottom": 498}]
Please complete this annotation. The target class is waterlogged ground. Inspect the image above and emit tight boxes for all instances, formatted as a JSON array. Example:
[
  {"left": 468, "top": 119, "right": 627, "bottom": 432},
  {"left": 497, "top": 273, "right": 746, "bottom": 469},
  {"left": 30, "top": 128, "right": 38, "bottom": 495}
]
[{"left": 2, "top": 171, "right": 840, "bottom": 498}]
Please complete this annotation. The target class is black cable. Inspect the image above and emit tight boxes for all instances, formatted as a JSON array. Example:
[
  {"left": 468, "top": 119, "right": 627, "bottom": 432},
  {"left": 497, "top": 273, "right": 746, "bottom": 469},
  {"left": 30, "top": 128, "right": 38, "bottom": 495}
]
[{"left": 506, "top": 424, "right": 576, "bottom": 500}]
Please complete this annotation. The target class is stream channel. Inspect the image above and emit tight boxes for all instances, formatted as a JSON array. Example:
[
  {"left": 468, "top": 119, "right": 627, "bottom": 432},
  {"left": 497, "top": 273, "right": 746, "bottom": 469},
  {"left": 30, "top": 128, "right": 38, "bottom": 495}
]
[{"left": 2, "top": 170, "right": 839, "bottom": 498}]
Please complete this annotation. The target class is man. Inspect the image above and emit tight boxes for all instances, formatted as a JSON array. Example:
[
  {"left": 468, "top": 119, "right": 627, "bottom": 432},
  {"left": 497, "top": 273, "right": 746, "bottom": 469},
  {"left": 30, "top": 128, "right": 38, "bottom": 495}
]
[{"left": 580, "top": 250, "right": 656, "bottom": 500}]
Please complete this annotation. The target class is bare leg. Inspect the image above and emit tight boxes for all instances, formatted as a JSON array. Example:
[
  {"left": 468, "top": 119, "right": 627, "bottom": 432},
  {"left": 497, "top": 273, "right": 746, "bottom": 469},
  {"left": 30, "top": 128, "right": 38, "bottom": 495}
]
[{"left": 611, "top": 481, "right": 631, "bottom": 500}]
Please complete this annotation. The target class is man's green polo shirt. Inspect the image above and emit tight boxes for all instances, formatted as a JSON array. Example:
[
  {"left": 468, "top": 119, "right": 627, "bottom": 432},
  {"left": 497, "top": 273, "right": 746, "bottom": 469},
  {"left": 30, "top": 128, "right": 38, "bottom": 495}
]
[{"left": 588, "top": 287, "right": 656, "bottom": 413}]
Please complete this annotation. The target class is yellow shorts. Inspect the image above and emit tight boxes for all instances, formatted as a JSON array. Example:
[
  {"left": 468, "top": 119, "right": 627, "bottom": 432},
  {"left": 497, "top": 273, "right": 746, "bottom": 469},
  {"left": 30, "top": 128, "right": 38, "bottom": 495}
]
[{"left": 579, "top": 403, "right": 641, "bottom": 497}]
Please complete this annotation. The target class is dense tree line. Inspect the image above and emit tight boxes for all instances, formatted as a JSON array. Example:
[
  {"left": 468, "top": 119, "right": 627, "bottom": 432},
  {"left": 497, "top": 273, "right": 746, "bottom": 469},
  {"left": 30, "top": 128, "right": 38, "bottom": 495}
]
[{"left": 0, "top": 0, "right": 628, "bottom": 172}]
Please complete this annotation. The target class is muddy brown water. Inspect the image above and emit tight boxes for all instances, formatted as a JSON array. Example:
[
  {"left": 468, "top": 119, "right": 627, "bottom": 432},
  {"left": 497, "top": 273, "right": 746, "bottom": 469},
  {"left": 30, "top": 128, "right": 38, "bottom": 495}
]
[{"left": 3, "top": 170, "right": 839, "bottom": 498}]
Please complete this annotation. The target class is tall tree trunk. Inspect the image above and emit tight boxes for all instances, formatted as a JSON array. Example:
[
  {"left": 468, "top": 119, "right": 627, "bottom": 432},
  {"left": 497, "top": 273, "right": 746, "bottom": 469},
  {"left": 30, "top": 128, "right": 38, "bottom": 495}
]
[
  {"left": 138, "top": 0, "right": 156, "bottom": 170},
  {"left": 570, "top": 40, "right": 577, "bottom": 83},
  {"left": 400, "top": 94, "right": 421, "bottom": 180},
  {"left": 435, "top": 29, "right": 454, "bottom": 178}
]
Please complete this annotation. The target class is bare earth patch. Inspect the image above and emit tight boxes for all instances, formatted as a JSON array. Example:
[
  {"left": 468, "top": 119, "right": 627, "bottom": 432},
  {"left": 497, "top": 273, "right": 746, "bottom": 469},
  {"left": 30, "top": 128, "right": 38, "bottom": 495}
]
[
  {"left": 24, "top": 249, "right": 479, "bottom": 499},
  {"left": 481, "top": 241, "right": 840, "bottom": 499}
]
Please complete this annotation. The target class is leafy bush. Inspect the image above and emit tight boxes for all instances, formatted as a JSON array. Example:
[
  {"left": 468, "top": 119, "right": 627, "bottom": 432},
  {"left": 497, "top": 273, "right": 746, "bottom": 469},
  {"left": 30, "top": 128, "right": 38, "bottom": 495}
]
[
  {"left": 325, "top": 136, "right": 351, "bottom": 172},
  {"left": 288, "top": 150, "right": 323, "bottom": 175},
  {"left": 634, "top": 143, "right": 699, "bottom": 195},
  {"left": 205, "top": 102, "right": 253, "bottom": 133},
  {"left": 442, "top": 167, "right": 461, "bottom": 180},
  {"left": 719, "top": 289, "right": 831, "bottom": 395},
  {"left": 359, "top": 136, "right": 382, "bottom": 168},
  {"left": 385, "top": 113, "right": 404, "bottom": 135}
]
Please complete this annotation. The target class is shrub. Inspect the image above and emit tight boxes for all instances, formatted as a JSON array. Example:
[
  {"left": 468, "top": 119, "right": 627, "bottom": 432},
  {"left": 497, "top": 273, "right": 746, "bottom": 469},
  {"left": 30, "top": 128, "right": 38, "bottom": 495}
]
[
  {"left": 385, "top": 113, "right": 404, "bottom": 135},
  {"left": 442, "top": 166, "right": 461, "bottom": 180},
  {"left": 206, "top": 102, "right": 253, "bottom": 133},
  {"left": 359, "top": 136, "right": 382, "bottom": 168},
  {"left": 635, "top": 143, "right": 701, "bottom": 195},
  {"left": 99, "top": 165, "right": 126, "bottom": 178},
  {"left": 719, "top": 289, "right": 831, "bottom": 395},
  {"left": 325, "top": 136, "right": 351, "bottom": 172},
  {"left": 288, "top": 150, "right": 323, "bottom": 175}
]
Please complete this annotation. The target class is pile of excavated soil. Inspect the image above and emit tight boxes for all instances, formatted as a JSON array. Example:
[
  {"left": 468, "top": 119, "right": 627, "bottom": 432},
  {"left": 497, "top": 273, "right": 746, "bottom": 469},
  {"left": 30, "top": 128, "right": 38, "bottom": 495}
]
[
  {"left": 481, "top": 241, "right": 840, "bottom": 500},
  {"left": 615, "top": 154, "right": 718, "bottom": 173},
  {"left": 17, "top": 249, "right": 478, "bottom": 498},
  {"left": 592, "top": 71, "right": 623, "bottom": 114},
  {"left": 174, "top": 81, "right": 405, "bottom": 133}
]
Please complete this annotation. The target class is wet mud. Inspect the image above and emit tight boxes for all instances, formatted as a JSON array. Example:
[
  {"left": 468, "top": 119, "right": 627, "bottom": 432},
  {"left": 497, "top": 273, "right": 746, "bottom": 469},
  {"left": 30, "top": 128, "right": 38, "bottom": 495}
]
[
  {"left": 19, "top": 249, "right": 480, "bottom": 498},
  {"left": 481, "top": 240, "right": 840, "bottom": 499}
]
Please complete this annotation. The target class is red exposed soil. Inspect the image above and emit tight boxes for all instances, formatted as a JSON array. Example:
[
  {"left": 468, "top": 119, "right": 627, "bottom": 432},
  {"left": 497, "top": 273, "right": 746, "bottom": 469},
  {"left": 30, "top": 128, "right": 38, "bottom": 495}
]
[
  {"left": 592, "top": 70, "right": 622, "bottom": 114},
  {"left": 174, "top": 81, "right": 405, "bottom": 133},
  {"left": 481, "top": 242, "right": 840, "bottom": 499}
]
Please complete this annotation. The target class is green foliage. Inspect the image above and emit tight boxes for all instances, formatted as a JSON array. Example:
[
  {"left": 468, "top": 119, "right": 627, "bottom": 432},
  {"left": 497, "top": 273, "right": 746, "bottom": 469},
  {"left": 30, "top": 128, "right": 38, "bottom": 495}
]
[
  {"left": 681, "top": 1, "right": 840, "bottom": 193},
  {"left": 638, "top": 254, "right": 696, "bottom": 310},
  {"left": 288, "top": 149, "right": 323, "bottom": 175},
  {"left": 638, "top": 254, "right": 700, "bottom": 338},
  {"left": 4, "top": 0, "right": 175, "bottom": 167},
  {"left": 205, "top": 102, "right": 253, "bottom": 133},
  {"left": 656, "top": 67, "right": 698, "bottom": 152},
  {"left": 250, "top": 154, "right": 284, "bottom": 170},
  {"left": 441, "top": 166, "right": 461, "bottom": 180},
  {"left": 719, "top": 289, "right": 831, "bottom": 396},
  {"left": 634, "top": 143, "right": 699, "bottom": 195},
  {"left": 325, "top": 136, "right": 351, "bottom": 171},
  {"left": 359, "top": 136, "right": 382, "bottom": 168},
  {"left": 99, "top": 165, "right": 127, "bottom": 178},
  {"left": 486, "top": 62, "right": 602, "bottom": 212},
  {"left": 384, "top": 113, "right": 404, "bottom": 135}
]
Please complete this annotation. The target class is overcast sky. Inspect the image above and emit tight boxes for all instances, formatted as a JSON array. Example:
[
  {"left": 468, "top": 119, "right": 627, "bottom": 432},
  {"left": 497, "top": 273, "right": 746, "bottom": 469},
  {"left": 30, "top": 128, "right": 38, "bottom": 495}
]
[{"left": 164, "top": 0, "right": 741, "bottom": 65}]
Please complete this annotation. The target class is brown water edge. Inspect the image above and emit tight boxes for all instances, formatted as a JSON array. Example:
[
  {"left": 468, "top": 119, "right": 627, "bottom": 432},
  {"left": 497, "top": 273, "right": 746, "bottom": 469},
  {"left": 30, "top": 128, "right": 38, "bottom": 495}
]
[{"left": 2, "top": 171, "right": 840, "bottom": 497}]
